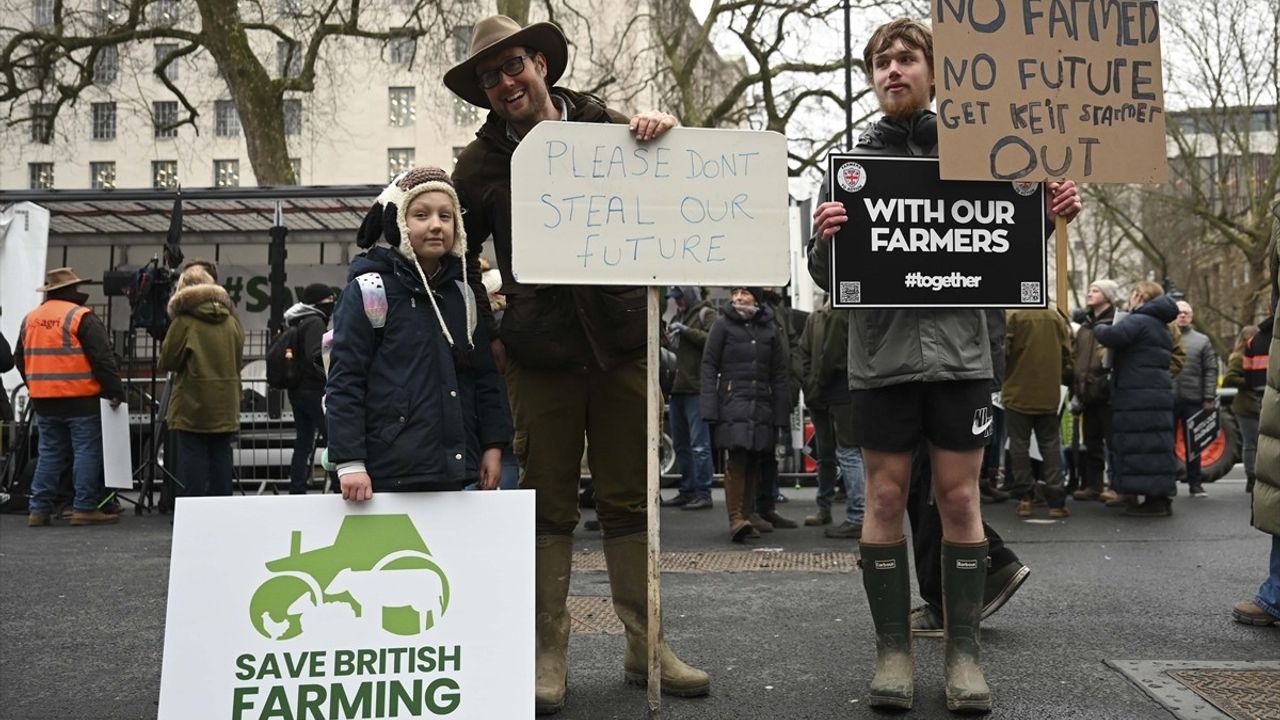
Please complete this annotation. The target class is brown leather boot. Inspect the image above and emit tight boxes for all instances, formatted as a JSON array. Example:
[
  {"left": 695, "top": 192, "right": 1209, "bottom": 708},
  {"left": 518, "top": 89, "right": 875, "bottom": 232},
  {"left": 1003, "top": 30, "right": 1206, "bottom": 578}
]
[
  {"left": 70, "top": 510, "right": 120, "bottom": 526},
  {"left": 604, "top": 534, "right": 711, "bottom": 698},
  {"left": 534, "top": 535, "right": 573, "bottom": 715},
  {"left": 723, "top": 456, "right": 753, "bottom": 542}
]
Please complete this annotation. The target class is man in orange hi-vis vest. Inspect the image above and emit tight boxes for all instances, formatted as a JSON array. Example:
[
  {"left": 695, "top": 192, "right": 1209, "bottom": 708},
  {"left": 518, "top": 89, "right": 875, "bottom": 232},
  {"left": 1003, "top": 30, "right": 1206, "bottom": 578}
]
[{"left": 15, "top": 268, "right": 126, "bottom": 527}]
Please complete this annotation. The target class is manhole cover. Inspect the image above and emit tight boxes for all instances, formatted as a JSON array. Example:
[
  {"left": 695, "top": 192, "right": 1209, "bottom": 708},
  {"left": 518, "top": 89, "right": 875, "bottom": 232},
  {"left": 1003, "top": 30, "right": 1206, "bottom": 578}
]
[
  {"left": 572, "top": 550, "right": 858, "bottom": 573},
  {"left": 567, "top": 595, "right": 625, "bottom": 635},
  {"left": 1107, "top": 660, "right": 1280, "bottom": 720},
  {"left": 1167, "top": 669, "right": 1280, "bottom": 720}
]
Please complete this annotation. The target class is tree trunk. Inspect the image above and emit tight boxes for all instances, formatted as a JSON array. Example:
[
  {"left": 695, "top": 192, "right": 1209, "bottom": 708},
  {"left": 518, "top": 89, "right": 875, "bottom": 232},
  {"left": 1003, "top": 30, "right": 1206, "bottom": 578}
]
[{"left": 496, "top": 0, "right": 531, "bottom": 24}]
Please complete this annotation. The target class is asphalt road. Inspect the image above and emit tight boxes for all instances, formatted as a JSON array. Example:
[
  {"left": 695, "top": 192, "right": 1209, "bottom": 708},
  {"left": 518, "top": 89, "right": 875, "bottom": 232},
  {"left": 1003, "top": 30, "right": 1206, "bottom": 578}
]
[{"left": 1, "top": 465, "right": 1276, "bottom": 720}]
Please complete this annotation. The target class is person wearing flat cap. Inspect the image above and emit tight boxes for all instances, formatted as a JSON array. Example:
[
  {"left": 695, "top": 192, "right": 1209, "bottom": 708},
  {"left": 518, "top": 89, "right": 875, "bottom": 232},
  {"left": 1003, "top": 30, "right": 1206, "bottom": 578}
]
[
  {"left": 15, "top": 268, "right": 126, "bottom": 527},
  {"left": 445, "top": 14, "right": 709, "bottom": 714}
]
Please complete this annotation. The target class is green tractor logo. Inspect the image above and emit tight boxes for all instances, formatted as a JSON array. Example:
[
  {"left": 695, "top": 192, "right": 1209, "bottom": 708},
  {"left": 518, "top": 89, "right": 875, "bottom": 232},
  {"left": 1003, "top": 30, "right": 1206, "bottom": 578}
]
[{"left": 248, "top": 514, "right": 450, "bottom": 640}]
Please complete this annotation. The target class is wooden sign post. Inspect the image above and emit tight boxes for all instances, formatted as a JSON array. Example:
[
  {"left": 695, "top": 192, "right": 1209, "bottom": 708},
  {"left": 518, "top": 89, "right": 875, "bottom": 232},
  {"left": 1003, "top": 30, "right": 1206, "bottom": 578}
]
[
  {"left": 511, "top": 122, "right": 791, "bottom": 716},
  {"left": 930, "top": 0, "right": 1169, "bottom": 308}
]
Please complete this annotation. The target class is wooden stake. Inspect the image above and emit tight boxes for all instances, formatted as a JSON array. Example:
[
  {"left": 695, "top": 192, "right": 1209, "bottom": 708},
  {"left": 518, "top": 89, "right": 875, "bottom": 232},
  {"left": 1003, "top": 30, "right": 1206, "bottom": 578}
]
[
  {"left": 646, "top": 286, "right": 662, "bottom": 717},
  {"left": 1055, "top": 214, "right": 1070, "bottom": 309}
]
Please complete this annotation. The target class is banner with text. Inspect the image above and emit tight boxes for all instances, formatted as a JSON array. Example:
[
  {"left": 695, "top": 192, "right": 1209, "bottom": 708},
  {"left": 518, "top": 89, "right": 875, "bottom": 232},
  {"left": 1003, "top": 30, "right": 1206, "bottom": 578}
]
[
  {"left": 931, "top": 0, "right": 1168, "bottom": 183},
  {"left": 158, "top": 492, "right": 534, "bottom": 720},
  {"left": 829, "top": 155, "right": 1046, "bottom": 308},
  {"left": 510, "top": 122, "right": 791, "bottom": 286},
  {"left": 215, "top": 264, "right": 347, "bottom": 332}
]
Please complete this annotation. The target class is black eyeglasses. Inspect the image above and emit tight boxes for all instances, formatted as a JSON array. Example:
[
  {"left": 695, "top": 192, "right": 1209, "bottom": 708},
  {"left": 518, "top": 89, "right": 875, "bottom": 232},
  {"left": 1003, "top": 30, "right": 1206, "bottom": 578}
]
[{"left": 478, "top": 53, "right": 535, "bottom": 89}]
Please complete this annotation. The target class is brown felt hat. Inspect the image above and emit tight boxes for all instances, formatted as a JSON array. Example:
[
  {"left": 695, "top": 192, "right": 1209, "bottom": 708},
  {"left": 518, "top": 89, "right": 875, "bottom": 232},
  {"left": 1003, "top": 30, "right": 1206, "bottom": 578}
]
[
  {"left": 36, "top": 267, "right": 90, "bottom": 292},
  {"left": 443, "top": 15, "right": 568, "bottom": 109}
]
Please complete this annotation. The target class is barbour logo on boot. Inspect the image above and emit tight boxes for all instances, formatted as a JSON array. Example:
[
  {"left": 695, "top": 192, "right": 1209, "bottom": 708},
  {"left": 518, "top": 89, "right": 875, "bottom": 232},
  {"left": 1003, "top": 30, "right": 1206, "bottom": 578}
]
[
  {"left": 956, "top": 559, "right": 979, "bottom": 570},
  {"left": 874, "top": 559, "right": 896, "bottom": 570}
]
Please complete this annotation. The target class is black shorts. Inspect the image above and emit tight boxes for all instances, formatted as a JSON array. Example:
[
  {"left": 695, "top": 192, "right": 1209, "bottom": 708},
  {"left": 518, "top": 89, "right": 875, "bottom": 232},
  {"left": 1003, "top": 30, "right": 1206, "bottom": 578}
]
[{"left": 848, "top": 380, "right": 993, "bottom": 453}]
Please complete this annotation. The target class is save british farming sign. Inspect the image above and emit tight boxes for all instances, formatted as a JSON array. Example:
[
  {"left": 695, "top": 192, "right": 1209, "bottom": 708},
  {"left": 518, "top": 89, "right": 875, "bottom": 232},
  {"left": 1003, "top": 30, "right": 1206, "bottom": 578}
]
[{"left": 158, "top": 493, "right": 534, "bottom": 719}]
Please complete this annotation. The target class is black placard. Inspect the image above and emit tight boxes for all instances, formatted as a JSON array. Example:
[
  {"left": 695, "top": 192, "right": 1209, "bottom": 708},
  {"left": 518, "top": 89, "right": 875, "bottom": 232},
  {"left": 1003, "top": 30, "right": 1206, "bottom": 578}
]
[
  {"left": 1185, "top": 406, "right": 1220, "bottom": 461},
  {"left": 828, "top": 154, "right": 1047, "bottom": 308}
]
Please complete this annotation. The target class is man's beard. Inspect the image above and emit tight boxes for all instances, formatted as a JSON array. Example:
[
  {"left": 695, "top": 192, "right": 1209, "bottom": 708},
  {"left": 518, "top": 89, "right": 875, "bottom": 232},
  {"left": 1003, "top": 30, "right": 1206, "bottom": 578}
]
[{"left": 879, "top": 92, "right": 927, "bottom": 119}]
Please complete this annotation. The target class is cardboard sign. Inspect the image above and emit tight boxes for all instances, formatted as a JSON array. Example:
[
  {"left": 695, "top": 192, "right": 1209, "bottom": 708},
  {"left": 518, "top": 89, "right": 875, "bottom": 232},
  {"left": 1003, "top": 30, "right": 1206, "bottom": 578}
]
[
  {"left": 158, "top": 492, "right": 534, "bottom": 720},
  {"left": 1185, "top": 406, "right": 1220, "bottom": 461},
  {"left": 828, "top": 155, "right": 1046, "bottom": 308},
  {"left": 510, "top": 122, "right": 791, "bottom": 286},
  {"left": 931, "top": 0, "right": 1168, "bottom": 183},
  {"left": 100, "top": 399, "right": 133, "bottom": 490}
]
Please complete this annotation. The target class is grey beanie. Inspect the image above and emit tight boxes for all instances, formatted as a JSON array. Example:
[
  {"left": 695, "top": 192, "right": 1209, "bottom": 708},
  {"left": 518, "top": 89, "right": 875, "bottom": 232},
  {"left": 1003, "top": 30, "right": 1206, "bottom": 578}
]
[{"left": 1089, "top": 279, "right": 1121, "bottom": 305}]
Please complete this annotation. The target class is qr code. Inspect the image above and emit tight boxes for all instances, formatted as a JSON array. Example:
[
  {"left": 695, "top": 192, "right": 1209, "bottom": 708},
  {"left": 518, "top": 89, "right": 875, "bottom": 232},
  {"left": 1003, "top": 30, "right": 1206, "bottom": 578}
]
[
  {"left": 1021, "top": 281, "right": 1042, "bottom": 304},
  {"left": 839, "top": 281, "right": 862, "bottom": 304}
]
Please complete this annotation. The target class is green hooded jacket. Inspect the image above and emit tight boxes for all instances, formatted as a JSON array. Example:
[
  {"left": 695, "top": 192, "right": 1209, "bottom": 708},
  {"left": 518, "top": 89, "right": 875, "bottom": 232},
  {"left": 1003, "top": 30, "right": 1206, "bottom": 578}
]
[
  {"left": 159, "top": 283, "right": 245, "bottom": 433},
  {"left": 1252, "top": 202, "right": 1280, "bottom": 536}
]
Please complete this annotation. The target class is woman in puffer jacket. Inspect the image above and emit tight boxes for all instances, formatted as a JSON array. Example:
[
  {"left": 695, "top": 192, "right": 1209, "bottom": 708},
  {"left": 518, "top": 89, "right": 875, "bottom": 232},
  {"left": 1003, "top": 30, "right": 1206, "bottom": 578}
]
[{"left": 700, "top": 287, "right": 790, "bottom": 541}]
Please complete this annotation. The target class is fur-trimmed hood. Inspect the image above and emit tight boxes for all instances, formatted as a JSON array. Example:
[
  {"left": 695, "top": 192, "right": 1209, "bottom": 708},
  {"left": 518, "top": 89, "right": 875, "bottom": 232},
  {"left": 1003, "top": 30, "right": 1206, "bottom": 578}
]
[{"left": 166, "top": 283, "right": 235, "bottom": 323}]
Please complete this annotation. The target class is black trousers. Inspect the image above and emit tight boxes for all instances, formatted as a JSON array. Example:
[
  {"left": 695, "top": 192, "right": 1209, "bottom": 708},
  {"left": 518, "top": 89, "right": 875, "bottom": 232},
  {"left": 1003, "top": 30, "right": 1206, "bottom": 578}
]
[
  {"left": 907, "top": 441, "right": 1018, "bottom": 610},
  {"left": 1081, "top": 402, "right": 1112, "bottom": 491}
]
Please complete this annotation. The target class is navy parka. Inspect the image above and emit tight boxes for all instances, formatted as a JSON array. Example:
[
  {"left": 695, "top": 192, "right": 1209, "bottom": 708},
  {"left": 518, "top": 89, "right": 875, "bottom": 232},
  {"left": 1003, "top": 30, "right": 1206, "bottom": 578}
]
[{"left": 326, "top": 246, "right": 512, "bottom": 491}]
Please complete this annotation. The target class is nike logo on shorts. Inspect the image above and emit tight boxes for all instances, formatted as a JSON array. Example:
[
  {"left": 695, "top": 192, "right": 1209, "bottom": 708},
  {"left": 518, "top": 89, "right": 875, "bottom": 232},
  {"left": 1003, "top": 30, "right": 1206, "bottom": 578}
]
[{"left": 971, "top": 407, "right": 994, "bottom": 437}]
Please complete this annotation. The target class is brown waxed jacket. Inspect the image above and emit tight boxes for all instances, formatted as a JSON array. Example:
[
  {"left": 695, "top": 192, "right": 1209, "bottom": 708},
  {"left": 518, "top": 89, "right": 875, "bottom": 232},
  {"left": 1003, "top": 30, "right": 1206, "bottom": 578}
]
[
  {"left": 452, "top": 87, "right": 645, "bottom": 373},
  {"left": 1003, "top": 307, "right": 1073, "bottom": 414}
]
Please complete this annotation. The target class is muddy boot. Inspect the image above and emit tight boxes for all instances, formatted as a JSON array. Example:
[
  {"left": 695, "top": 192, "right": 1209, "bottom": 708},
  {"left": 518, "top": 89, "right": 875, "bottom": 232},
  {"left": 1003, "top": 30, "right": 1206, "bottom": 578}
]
[
  {"left": 535, "top": 535, "right": 573, "bottom": 715},
  {"left": 604, "top": 533, "right": 711, "bottom": 698},
  {"left": 859, "top": 539, "right": 914, "bottom": 709},
  {"left": 942, "top": 540, "right": 992, "bottom": 714}
]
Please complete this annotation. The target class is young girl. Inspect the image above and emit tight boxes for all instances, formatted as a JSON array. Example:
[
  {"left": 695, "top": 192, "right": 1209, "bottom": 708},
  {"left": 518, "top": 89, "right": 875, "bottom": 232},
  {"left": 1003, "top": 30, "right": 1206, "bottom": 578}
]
[{"left": 326, "top": 167, "right": 511, "bottom": 499}]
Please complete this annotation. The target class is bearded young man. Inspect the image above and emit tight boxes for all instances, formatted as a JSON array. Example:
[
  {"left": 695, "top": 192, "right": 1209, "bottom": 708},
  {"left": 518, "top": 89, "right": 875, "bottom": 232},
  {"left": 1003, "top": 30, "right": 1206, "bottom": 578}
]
[
  {"left": 807, "top": 18, "right": 1082, "bottom": 713},
  {"left": 444, "top": 15, "right": 709, "bottom": 716}
]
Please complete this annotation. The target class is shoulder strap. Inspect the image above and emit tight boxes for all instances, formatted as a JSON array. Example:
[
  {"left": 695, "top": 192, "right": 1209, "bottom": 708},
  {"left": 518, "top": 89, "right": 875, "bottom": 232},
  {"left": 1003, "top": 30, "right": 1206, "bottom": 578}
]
[
  {"left": 456, "top": 279, "right": 476, "bottom": 345},
  {"left": 355, "top": 272, "right": 388, "bottom": 329}
]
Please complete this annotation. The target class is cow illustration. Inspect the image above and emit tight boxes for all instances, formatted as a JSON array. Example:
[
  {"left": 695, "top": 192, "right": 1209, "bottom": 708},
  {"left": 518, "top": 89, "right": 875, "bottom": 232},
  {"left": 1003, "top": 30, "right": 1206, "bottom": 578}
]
[{"left": 325, "top": 565, "right": 445, "bottom": 632}]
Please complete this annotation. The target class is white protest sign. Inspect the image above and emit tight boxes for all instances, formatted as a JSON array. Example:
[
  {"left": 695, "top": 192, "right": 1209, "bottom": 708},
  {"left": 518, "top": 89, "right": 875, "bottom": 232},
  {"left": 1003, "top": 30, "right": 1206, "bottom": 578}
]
[
  {"left": 158, "top": 492, "right": 534, "bottom": 720},
  {"left": 511, "top": 122, "right": 791, "bottom": 286},
  {"left": 100, "top": 399, "right": 133, "bottom": 490}
]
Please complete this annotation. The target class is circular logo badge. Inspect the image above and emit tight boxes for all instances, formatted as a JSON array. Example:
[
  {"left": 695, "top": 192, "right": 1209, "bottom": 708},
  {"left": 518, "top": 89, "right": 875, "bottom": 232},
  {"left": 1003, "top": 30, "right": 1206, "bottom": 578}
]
[
  {"left": 1012, "top": 181, "right": 1038, "bottom": 196},
  {"left": 837, "top": 162, "right": 867, "bottom": 193}
]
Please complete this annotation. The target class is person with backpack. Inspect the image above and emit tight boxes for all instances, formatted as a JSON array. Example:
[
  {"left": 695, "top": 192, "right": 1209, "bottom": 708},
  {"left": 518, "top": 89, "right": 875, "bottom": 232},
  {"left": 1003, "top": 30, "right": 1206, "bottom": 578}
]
[
  {"left": 325, "top": 166, "right": 511, "bottom": 499},
  {"left": 159, "top": 262, "right": 245, "bottom": 497},
  {"left": 279, "top": 283, "right": 334, "bottom": 494},
  {"left": 1225, "top": 322, "right": 1265, "bottom": 494}
]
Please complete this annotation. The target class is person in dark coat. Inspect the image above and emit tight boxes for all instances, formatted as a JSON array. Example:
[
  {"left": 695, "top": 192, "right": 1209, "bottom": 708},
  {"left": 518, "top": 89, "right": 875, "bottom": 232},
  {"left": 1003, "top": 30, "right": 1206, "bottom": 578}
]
[
  {"left": 160, "top": 263, "right": 245, "bottom": 497},
  {"left": 326, "top": 167, "right": 511, "bottom": 496},
  {"left": 1094, "top": 281, "right": 1180, "bottom": 517},
  {"left": 282, "top": 283, "right": 334, "bottom": 494},
  {"left": 661, "top": 285, "right": 718, "bottom": 510},
  {"left": 700, "top": 286, "right": 790, "bottom": 541}
]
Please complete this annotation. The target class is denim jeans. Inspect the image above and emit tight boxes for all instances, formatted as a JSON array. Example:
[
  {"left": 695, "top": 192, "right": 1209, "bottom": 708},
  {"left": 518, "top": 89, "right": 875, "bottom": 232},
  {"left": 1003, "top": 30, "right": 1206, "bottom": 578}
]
[
  {"left": 288, "top": 389, "right": 326, "bottom": 495},
  {"left": 668, "top": 393, "right": 714, "bottom": 500},
  {"left": 1256, "top": 535, "right": 1280, "bottom": 620},
  {"left": 30, "top": 413, "right": 104, "bottom": 515},
  {"left": 835, "top": 444, "right": 866, "bottom": 524},
  {"left": 810, "top": 406, "right": 840, "bottom": 510},
  {"left": 173, "top": 430, "right": 235, "bottom": 497}
]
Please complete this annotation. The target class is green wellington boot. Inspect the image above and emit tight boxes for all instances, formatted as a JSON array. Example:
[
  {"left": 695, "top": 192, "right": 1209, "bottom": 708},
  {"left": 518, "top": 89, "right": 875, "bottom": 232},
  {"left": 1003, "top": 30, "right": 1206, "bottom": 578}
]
[
  {"left": 859, "top": 539, "right": 914, "bottom": 709},
  {"left": 942, "top": 540, "right": 993, "bottom": 714},
  {"left": 535, "top": 535, "right": 574, "bottom": 715},
  {"left": 603, "top": 533, "right": 712, "bottom": 697}
]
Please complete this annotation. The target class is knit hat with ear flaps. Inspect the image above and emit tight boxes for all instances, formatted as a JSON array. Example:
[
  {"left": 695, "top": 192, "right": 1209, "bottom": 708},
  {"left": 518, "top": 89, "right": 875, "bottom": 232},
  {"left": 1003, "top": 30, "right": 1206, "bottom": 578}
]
[{"left": 363, "top": 166, "right": 475, "bottom": 349}]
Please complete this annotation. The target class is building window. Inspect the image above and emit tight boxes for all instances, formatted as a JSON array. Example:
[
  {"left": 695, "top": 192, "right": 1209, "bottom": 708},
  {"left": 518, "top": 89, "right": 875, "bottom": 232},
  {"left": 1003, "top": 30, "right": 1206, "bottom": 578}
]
[
  {"left": 153, "top": 101, "right": 178, "bottom": 138},
  {"left": 388, "top": 87, "right": 416, "bottom": 127},
  {"left": 29, "top": 163, "right": 54, "bottom": 190},
  {"left": 283, "top": 99, "right": 302, "bottom": 135},
  {"left": 150, "top": 0, "right": 178, "bottom": 25},
  {"left": 93, "top": 46, "right": 118, "bottom": 84},
  {"left": 152, "top": 160, "right": 178, "bottom": 189},
  {"left": 451, "top": 25, "right": 472, "bottom": 62},
  {"left": 289, "top": 158, "right": 302, "bottom": 184},
  {"left": 387, "top": 148, "right": 415, "bottom": 180},
  {"left": 214, "top": 159, "right": 240, "bottom": 188},
  {"left": 91, "top": 102, "right": 117, "bottom": 140},
  {"left": 389, "top": 34, "right": 416, "bottom": 65},
  {"left": 214, "top": 100, "right": 240, "bottom": 137},
  {"left": 30, "top": 102, "right": 54, "bottom": 143},
  {"left": 90, "top": 162, "right": 116, "bottom": 190},
  {"left": 34, "top": 0, "right": 55, "bottom": 26},
  {"left": 453, "top": 97, "right": 480, "bottom": 127},
  {"left": 155, "top": 43, "right": 179, "bottom": 81},
  {"left": 277, "top": 40, "right": 301, "bottom": 78}
]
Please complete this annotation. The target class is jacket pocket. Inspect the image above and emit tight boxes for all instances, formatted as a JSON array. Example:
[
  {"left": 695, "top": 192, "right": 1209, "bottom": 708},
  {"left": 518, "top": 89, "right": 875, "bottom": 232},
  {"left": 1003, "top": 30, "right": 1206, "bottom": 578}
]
[
  {"left": 591, "top": 286, "right": 647, "bottom": 354},
  {"left": 370, "top": 396, "right": 411, "bottom": 448}
]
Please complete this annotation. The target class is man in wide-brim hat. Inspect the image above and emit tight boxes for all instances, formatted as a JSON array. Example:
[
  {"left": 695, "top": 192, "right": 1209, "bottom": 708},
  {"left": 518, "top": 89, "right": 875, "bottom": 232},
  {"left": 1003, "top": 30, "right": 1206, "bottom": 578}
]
[
  {"left": 446, "top": 14, "right": 710, "bottom": 716},
  {"left": 15, "top": 267, "right": 126, "bottom": 527}
]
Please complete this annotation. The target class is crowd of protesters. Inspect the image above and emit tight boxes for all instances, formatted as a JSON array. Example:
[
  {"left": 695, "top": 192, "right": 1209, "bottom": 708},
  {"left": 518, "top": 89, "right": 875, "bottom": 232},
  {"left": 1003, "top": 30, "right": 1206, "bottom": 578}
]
[{"left": 4, "top": 10, "right": 1277, "bottom": 718}]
